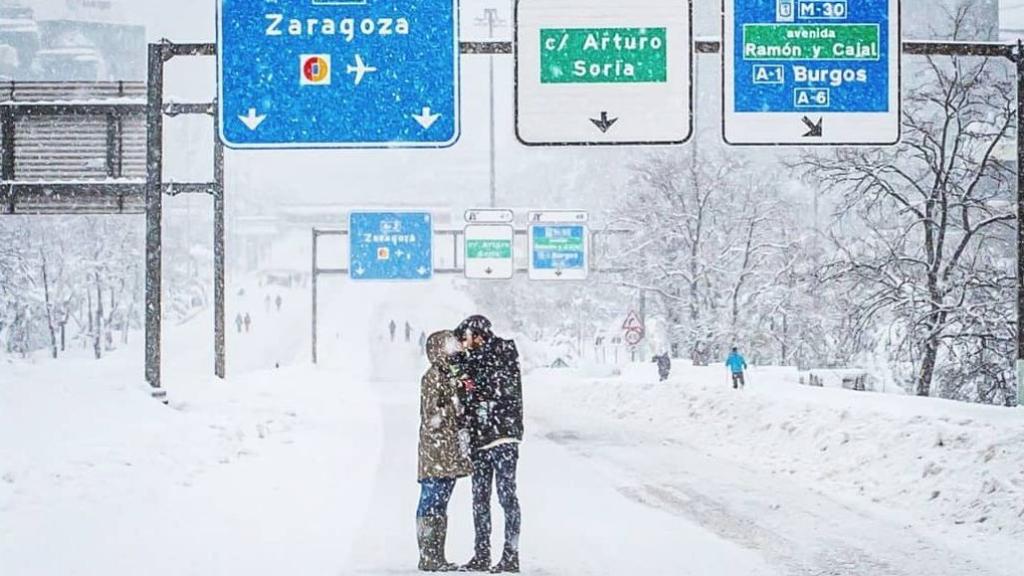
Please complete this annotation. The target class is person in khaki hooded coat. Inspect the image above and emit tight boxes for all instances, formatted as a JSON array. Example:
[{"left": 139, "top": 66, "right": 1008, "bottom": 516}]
[{"left": 416, "top": 331, "right": 473, "bottom": 572}]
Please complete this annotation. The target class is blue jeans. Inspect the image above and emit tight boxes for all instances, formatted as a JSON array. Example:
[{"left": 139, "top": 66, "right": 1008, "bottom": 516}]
[
  {"left": 472, "top": 443, "right": 521, "bottom": 558},
  {"left": 418, "top": 477, "right": 456, "bottom": 518}
]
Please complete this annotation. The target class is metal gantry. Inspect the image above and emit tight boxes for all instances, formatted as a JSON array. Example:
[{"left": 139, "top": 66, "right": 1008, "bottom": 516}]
[
  {"left": 309, "top": 225, "right": 630, "bottom": 365},
  {"left": 2, "top": 36, "right": 1021, "bottom": 405},
  {"left": 145, "top": 42, "right": 225, "bottom": 396}
]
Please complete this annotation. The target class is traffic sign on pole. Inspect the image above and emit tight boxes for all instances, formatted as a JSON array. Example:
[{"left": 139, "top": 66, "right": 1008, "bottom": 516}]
[
  {"left": 622, "top": 310, "right": 644, "bottom": 332},
  {"left": 515, "top": 0, "right": 693, "bottom": 146},
  {"left": 723, "top": 0, "right": 900, "bottom": 145},
  {"left": 465, "top": 224, "right": 515, "bottom": 279},
  {"left": 624, "top": 329, "right": 644, "bottom": 346},
  {"left": 349, "top": 212, "right": 433, "bottom": 281},
  {"left": 217, "top": 0, "right": 459, "bottom": 149},
  {"left": 528, "top": 211, "right": 589, "bottom": 280}
]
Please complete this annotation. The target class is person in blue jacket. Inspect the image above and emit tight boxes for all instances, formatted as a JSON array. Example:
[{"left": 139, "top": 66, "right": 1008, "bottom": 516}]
[{"left": 726, "top": 347, "right": 748, "bottom": 389}]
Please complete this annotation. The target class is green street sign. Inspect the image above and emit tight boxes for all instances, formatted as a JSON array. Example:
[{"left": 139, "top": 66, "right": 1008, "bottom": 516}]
[
  {"left": 467, "top": 239, "right": 513, "bottom": 259},
  {"left": 516, "top": 0, "right": 692, "bottom": 146},
  {"left": 540, "top": 28, "right": 668, "bottom": 83},
  {"left": 533, "top": 235, "right": 585, "bottom": 249},
  {"left": 464, "top": 223, "right": 515, "bottom": 279},
  {"left": 741, "top": 24, "right": 881, "bottom": 61}
]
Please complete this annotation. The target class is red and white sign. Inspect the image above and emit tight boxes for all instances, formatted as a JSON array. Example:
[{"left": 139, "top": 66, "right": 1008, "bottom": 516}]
[
  {"left": 624, "top": 329, "right": 643, "bottom": 346},
  {"left": 622, "top": 310, "right": 644, "bottom": 332}
]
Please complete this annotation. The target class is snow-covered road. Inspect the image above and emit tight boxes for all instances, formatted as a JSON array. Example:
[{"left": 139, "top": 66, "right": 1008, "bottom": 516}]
[
  {"left": 531, "top": 408, "right": 1016, "bottom": 576},
  {"left": 3, "top": 277, "right": 1021, "bottom": 575}
]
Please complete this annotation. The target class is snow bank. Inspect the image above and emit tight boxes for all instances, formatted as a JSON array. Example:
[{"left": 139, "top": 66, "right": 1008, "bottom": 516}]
[{"left": 527, "top": 363, "right": 1024, "bottom": 539}]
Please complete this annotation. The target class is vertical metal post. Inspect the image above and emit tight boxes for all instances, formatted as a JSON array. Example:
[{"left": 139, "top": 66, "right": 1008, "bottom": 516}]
[
  {"left": 214, "top": 103, "right": 226, "bottom": 379},
  {"left": 477, "top": 7, "right": 501, "bottom": 208},
  {"left": 1, "top": 105, "right": 13, "bottom": 212},
  {"left": 1017, "top": 41, "right": 1024, "bottom": 406},
  {"left": 639, "top": 289, "right": 647, "bottom": 360},
  {"left": 105, "top": 113, "right": 123, "bottom": 178},
  {"left": 489, "top": 54, "right": 497, "bottom": 207},
  {"left": 311, "top": 228, "right": 319, "bottom": 365},
  {"left": 1, "top": 106, "right": 13, "bottom": 180},
  {"left": 145, "top": 44, "right": 165, "bottom": 394}
]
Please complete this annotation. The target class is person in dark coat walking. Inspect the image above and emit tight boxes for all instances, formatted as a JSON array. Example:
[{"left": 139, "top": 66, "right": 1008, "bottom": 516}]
[
  {"left": 655, "top": 353, "right": 671, "bottom": 381},
  {"left": 417, "top": 331, "right": 474, "bottom": 572},
  {"left": 451, "top": 315, "right": 523, "bottom": 574}
]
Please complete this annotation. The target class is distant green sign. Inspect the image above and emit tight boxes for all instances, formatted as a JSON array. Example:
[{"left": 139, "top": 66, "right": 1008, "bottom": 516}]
[
  {"left": 540, "top": 27, "right": 668, "bottom": 84},
  {"left": 467, "top": 239, "right": 513, "bottom": 259}
]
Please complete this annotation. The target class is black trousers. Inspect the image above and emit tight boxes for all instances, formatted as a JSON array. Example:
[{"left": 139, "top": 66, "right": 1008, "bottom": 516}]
[
  {"left": 732, "top": 372, "right": 746, "bottom": 388},
  {"left": 471, "top": 443, "right": 521, "bottom": 558}
]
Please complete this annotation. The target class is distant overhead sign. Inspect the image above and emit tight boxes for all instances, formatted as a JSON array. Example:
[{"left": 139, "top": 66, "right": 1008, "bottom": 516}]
[
  {"left": 465, "top": 209, "right": 515, "bottom": 224},
  {"left": 515, "top": 0, "right": 693, "bottom": 146},
  {"left": 465, "top": 224, "right": 515, "bottom": 280},
  {"left": 723, "top": 0, "right": 900, "bottom": 145},
  {"left": 528, "top": 211, "right": 589, "bottom": 280},
  {"left": 349, "top": 212, "right": 433, "bottom": 281},
  {"left": 217, "top": 0, "right": 459, "bottom": 149}
]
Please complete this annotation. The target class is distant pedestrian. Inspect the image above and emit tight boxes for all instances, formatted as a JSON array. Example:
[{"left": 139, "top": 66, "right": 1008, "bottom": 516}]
[
  {"left": 264, "top": 294, "right": 271, "bottom": 312},
  {"left": 419, "top": 331, "right": 427, "bottom": 356},
  {"left": 244, "top": 313, "right": 252, "bottom": 333},
  {"left": 275, "top": 294, "right": 283, "bottom": 312},
  {"left": 405, "top": 321, "right": 412, "bottom": 343},
  {"left": 655, "top": 353, "right": 671, "bottom": 382},
  {"left": 726, "top": 347, "right": 748, "bottom": 389},
  {"left": 235, "top": 313, "right": 243, "bottom": 334},
  {"left": 389, "top": 320, "right": 397, "bottom": 343}
]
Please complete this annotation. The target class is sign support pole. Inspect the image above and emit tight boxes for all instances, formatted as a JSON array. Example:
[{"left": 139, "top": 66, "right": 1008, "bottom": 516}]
[
  {"left": 312, "top": 228, "right": 318, "bottom": 366},
  {"left": 145, "top": 44, "right": 165, "bottom": 394},
  {"left": 1017, "top": 40, "right": 1024, "bottom": 407}
]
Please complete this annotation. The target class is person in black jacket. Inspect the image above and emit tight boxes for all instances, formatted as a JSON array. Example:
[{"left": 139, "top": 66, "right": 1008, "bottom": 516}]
[
  {"left": 655, "top": 353, "right": 671, "bottom": 381},
  {"left": 451, "top": 315, "right": 523, "bottom": 574}
]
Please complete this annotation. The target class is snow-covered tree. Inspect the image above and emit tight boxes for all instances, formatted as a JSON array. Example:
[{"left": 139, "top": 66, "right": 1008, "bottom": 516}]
[
  {"left": 609, "top": 148, "right": 812, "bottom": 365},
  {"left": 800, "top": 8, "right": 1017, "bottom": 404}
]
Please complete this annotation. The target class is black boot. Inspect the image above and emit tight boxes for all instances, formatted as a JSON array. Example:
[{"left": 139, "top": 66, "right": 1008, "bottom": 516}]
[
  {"left": 490, "top": 550, "right": 519, "bottom": 573},
  {"left": 434, "top": 516, "right": 459, "bottom": 572},
  {"left": 460, "top": 552, "right": 491, "bottom": 572},
  {"left": 418, "top": 517, "right": 458, "bottom": 572}
]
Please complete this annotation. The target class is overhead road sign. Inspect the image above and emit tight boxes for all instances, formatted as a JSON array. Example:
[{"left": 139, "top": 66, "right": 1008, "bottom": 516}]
[
  {"left": 723, "top": 0, "right": 900, "bottom": 145},
  {"left": 218, "top": 0, "right": 459, "bottom": 149},
  {"left": 515, "top": 0, "right": 693, "bottom": 146},
  {"left": 349, "top": 212, "right": 433, "bottom": 281},
  {"left": 528, "top": 210, "right": 588, "bottom": 224},
  {"left": 528, "top": 211, "right": 589, "bottom": 281},
  {"left": 465, "top": 209, "right": 515, "bottom": 224},
  {"left": 465, "top": 224, "right": 516, "bottom": 279}
]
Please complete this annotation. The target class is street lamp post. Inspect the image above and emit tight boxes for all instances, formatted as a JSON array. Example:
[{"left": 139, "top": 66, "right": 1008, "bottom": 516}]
[{"left": 475, "top": 7, "right": 507, "bottom": 208}]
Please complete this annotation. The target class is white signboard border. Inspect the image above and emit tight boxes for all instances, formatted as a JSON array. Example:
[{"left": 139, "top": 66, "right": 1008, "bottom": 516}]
[
  {"left": 514, "top": 0, "right": 695, "bottom": 147},
  {"left": 721, "top": 0, "right": 902, "bottom": 146},
  {"left": 464, "top": 224, "right": 516, "bottom": 280}
]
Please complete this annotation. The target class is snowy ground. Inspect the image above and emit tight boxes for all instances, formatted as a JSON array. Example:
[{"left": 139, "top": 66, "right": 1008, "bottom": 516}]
[{"left": 2, "top": 278, "right": 1022, "bottom": 576}]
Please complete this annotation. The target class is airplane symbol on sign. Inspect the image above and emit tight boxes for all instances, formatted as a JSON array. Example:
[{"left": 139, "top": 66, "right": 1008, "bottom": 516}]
[{"left": 346, "top": 54, "right": 378, "bottom": 86}]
